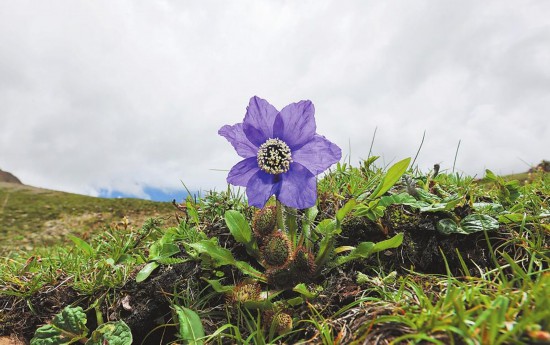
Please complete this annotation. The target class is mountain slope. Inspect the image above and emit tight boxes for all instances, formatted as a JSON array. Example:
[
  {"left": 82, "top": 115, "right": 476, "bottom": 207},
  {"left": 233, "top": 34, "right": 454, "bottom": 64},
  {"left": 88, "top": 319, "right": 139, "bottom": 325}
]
[{"left": 0, "top": 182, "right": 177, "bottom": 254}]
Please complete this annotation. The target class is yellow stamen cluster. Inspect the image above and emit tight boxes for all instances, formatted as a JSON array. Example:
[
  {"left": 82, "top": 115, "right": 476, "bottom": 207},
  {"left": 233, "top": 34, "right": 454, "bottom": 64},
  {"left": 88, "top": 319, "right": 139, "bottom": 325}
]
[{"left": 257, "top": 138, "right": 292, "bottom": 174}]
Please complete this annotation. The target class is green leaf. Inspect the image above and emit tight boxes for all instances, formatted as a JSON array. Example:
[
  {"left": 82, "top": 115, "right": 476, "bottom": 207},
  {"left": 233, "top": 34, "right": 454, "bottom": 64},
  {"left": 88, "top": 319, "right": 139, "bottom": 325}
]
[
  {"left": 189, "top": 240, "right": 264, "bottom": 280},
  {"left": 186, "top": 200, "right": 200, "bottom": 225},
  {"left": 437, "top": 214, "right": 499, "bottom": 234},
  {"left": 155, "top": 243, "right": 181, "bottom": 260},
  {"left": 378, "top": 193, "right": 417, "bottom": 207},
  {"left": 136, "top": 262, "right": 160, "bottom": 283},
  {"left": 293, "top": 283, "right": 322, "bottom": 299},
  {"left": 336, "top": 233, "right": 403, "bottom": 265},
  {"left": 205, "top": 279, "right": 233, "bottom": 293},
  {"left": 189, "top": 240, "right": 236, "bottom": 266},
  {"left": 225, "top": 210, "right": 252, "bottom": 244},
  {"left": 85, "top": 321, "right": 132, "bottom": 345},
  {"left": 472, "top": 202, "right": 504, "bottom": 213},
  {"left": 336, "top": 199, "right": 356, "bottom": 223},
  {"left": 224, "top": 210, "right": 258, "bottom": 257},
  {"left": 234, "top": 261, "right": 265, "bottom": 281},
  {"left": 174, "top": 306, "right": 205, "bottom": 345},
  {"left": 460, "top": 214, "right": 499, "bottom": 233},
  {"left": 68, "top": 235, "right": 95, "bottom": 256},
  {"left": 371, "top": 157, "right": 411, "bottom": 199},
  {"left": 315, "top": 219, "right": 337, "bottom": 236},
  {"left": 31, "top": 306, "right": 89, "bottom": 345},
  {"left": 436, "top": 219, "right": 463, "bottom": 235}
]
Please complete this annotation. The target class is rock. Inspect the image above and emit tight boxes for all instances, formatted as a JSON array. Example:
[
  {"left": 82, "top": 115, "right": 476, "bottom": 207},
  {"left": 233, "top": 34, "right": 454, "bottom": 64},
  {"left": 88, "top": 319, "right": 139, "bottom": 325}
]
[{"left": 0, "top": 169, "right": 22, "bottom": 184}]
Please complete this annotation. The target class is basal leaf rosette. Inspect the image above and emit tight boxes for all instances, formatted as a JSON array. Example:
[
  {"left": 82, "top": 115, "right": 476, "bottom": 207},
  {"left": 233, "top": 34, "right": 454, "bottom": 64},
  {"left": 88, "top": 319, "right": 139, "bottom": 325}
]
[{"left": 219, "top": 96, "right": 341, "bottom": 209}]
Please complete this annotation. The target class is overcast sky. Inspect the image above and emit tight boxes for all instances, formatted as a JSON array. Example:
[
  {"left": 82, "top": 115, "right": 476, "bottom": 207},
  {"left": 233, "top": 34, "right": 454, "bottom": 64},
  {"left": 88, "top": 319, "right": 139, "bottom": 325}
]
[{"left": 1, "top": 1, "right": 549, "bottom": 200}]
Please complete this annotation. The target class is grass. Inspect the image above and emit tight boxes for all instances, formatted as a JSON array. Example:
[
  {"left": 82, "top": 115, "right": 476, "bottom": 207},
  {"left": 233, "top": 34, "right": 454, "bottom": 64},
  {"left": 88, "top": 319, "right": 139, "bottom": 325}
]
[
  {"left": 0, "top": 182, "right": 175, "bottom": 254},
  {"left": 0, "top": 163, "right": 548, "bottom": 344}
]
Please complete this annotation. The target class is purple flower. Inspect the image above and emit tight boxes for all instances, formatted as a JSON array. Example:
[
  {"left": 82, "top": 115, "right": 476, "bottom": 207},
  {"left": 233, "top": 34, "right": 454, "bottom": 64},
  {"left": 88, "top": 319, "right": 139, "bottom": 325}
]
[{"left": 219, "top": 96, "right": 341, "bottom": 209}]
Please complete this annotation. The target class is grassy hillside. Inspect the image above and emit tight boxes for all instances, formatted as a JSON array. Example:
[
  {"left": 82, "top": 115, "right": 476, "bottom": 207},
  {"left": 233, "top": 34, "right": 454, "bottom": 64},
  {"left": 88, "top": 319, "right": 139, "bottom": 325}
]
[
  {"left": 0, "top": 182, "right": 176, "bottom": 254},
  {"left": 0, "top": 163, "right": 548, "bottom": 344}
]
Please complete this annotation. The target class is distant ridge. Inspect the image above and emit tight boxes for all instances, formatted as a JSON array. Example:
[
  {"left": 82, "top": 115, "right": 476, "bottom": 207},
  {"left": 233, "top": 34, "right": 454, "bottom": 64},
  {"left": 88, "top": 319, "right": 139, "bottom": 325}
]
[{"left": 0, "top": 169, "right": 22, "bottom": 184}]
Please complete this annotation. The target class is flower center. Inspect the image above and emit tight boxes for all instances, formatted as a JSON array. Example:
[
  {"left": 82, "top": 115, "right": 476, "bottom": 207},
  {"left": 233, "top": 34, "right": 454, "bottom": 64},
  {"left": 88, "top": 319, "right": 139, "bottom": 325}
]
[{"left": 257, "top": 138, "right": 292, "bottom": 174}]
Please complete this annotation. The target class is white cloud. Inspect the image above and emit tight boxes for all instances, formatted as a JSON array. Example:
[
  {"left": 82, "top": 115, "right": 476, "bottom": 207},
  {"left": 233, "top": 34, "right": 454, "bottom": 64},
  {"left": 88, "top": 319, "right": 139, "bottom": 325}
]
[{"left": 1, "top": 0, "right": 548, "bottom": 197}]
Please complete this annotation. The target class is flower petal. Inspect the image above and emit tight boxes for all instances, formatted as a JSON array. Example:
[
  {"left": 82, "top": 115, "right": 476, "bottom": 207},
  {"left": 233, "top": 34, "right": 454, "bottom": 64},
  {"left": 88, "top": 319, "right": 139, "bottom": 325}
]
[
  {"left": 273, "top": 100, "right": 316, "bottom": 149},
  {"left": 227, "top": 157, "right": 260, "bottom": 187},
  {"left": 292, "top": 134, "right": 342, "bottom": 175},
  {"left": 246, "top": 170, "right": 280, "bottom": 208},
  {"left": 243, "top": 96, "right": 279, "bottom": 147},
  {"left": 277, "top": 162, "right": 317, "bottom": 209},
  {"left": 218, "top": 123, "right": 258, "bottom": 158}
]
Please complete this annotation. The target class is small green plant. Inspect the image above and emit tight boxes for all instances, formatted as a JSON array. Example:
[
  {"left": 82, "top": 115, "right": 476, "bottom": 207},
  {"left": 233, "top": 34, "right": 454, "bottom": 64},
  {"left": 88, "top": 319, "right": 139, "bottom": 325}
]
[{"left": 31, "top": 306, "right": 132, "bottom": 345}]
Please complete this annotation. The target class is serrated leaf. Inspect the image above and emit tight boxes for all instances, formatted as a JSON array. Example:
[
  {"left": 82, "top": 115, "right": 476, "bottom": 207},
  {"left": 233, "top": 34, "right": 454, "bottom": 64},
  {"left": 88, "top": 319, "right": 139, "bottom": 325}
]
[
  {"left": 174, "top": 306, "right": 205, "bottom": 345},
  {"left": 85, "top": 321, "right": 132, "bottom": 345},
  {"left": 136, "top": 262, "right": 160, "bottom": 283}
]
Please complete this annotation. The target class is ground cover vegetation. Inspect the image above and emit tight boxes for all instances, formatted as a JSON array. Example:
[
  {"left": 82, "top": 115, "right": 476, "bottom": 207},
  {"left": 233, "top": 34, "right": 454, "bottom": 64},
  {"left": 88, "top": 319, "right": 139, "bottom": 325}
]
[
  {"left": 0, "top": 160, "right": 548, "bottom": 344},
  {"left": 0, "top": 96, "right": 548, "bottom": 344}
]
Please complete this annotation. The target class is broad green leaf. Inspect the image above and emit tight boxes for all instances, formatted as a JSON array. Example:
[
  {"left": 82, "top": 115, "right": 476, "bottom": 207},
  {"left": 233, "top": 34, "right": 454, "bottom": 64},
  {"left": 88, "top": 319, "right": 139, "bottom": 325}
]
[
  {"left": 472, "top": 202, "right": 504, "bottom": 213},
  {"left": 436, "top": 219, "right": 463, "bottom": 235},
  {"left": 234, "top": 261, "right": 265, "bottom": 281},
  {"left": 85, "top": 321, "right": 132, "bottom": 345},
  {"left": 371, "top": 157, "right": 411, "bottom": 199},
  {"left": 460, "top": 214, "right": 499, "bottom": 233},
  {"left": 315, "top": 219, "right": 337, "bottom": 236},
  {"left": 287, "top": 296, "right": 305, "bottom": 307},
  {"left": 156, "top": 243, "right": 181, "bottom": 260},
  {"left": 437, "top": 214, "right": 499, "bottom": 235},
  {"left": 242, "top": 300, "right": 274, "bottom": 310},
  {"left": 190, "top": 240, "right": 264, "bottom": 280},
  {"left": 31, "top": 306, "right": 89, "bottom": 345},
  {"left": 336, "top": 233, "right": 403, "bottom": 265},
  {"left": 189, "top": 240, "right": 236, "bottom": 266},
  {"left": 336, "top": 199, "right": 356, "bottom": 223},
  {"left": 224, "top": 210, "right": 252, "bottom": 244},
  {"left": 68, "top": 235, "right": 95, "bottom": 256},
  {"left": 370, "top": 233, "right": 404, "bottom": 253},
  {"left": 224, "top": 210, "right": 258, "bottom": 257},
  {"left": 293, "top": 283, "right": 322, "bottom": 299},
  {"left": 342, "top": 234, "right": 403, "bottom": 265},
  {"left": 174, "top": 306, "right": 205, "bottom": 345},
  {"left": 378, "top": 193, "right": 417, "bottom": 207},
  {"left": 354, "top": 200, "right": 386, "bottom": 221},
  {"left": 136, "top": 262, "right": 160, "bottom": 283},
  {"left": 205, "top": 279, "right": 233, "bottom": 293}
]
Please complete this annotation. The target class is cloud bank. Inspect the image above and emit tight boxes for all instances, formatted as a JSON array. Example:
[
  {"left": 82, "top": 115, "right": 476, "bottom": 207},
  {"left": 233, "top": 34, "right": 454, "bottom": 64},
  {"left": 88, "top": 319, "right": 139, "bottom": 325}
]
[{"left": 1, "top": 1, "right": 548, "bottom": 199}]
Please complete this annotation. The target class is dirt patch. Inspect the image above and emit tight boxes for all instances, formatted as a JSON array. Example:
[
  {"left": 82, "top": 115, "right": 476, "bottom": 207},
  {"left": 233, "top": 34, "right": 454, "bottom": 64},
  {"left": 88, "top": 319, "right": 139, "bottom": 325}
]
[{"left": 0, "top": 335, "right": 25, "bottom": 345}]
